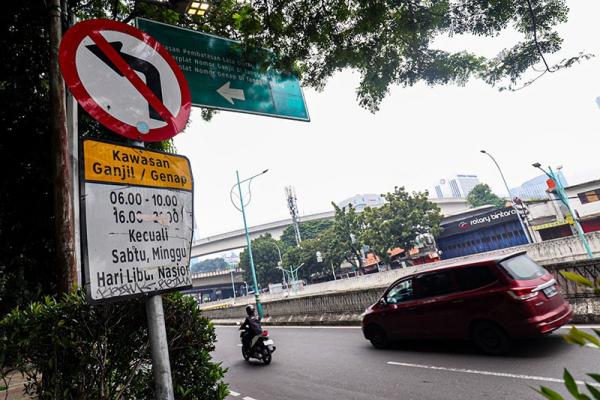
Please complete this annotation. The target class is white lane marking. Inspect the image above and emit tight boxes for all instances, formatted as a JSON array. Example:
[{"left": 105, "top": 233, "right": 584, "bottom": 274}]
[
  {"left": 218, "top": 324, "right": 598, "bottom": 330},
  {"left": 236, "top": 344, "right": 243, "bottom": 347},
  {"left": 228, "top": 390, "right": 240, "bottom": 397},
  {"left": 243, "top": 397, "right": 257, "bottom": 400},
  {"left": 559, "top": 325, "right": 600, "bottom": 329},
  {"left": 268, "top": 325, "right": 361, "bottom": 329},
  {"left": 215, "top": 325, "right": 361, "bottom": 329},
  {"left": 387, "top": 361, "right": 600, "bottom": 387}
]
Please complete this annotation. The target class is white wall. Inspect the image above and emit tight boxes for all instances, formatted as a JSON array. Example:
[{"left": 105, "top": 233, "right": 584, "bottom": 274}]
[{"left": 566, "top": 183, "right": 600, "bottom": 219}]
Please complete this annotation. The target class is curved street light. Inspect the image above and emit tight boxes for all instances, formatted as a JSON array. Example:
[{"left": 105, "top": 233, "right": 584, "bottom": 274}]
[
  {"left": 480, "top": 150, "right": 532, "bottom": 244},
  {"left": 230, "top": 169, "right": 269, "bottom": 318},
  {"left": 265, "top": 241, "right": 286, "bottom": 287}
]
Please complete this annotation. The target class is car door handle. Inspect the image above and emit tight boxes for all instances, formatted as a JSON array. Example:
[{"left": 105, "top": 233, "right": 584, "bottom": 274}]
[
  {"left": 407, "top": 307, "right": 417, "bottom": 311},
  {"left": 451, "top": 299, "right": 464, "bottom": 304}
]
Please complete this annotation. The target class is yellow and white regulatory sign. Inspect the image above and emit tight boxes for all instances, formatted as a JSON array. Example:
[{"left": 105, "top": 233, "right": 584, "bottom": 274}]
[{"left": 81, "top": 139, "right": 193, "bottom": 302}]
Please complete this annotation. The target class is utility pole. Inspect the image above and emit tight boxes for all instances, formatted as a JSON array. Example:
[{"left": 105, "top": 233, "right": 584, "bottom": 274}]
[
  {"left": 49, "top": 0, "right": 77, "bottom": 292},
  {"left": 285, "top": 186, "right": 302, "bottom": 246},
  {"left": 533, "top": 163, "right": 594, "bottom": 259}
]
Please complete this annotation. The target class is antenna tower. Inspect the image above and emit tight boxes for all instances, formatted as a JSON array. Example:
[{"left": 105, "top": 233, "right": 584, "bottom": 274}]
[{"left": 285, "top": 186, "right": 302, "bottom": 246}]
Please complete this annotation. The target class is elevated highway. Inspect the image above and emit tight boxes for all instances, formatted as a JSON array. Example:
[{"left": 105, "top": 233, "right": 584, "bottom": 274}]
[
  {"left": 191, "top": 198, "right": 469, "bottom": 258},
  {"left": 185, "top": 268, "right": 246, "bottom": 303}
]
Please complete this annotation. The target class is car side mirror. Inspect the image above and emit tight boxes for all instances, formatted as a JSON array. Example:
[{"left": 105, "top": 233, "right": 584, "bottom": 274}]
[{"left": 378, "top": 298, "right": 387, "bottom": 307}]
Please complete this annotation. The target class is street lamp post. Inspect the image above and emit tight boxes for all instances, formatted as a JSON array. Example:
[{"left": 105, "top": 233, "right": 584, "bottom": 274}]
[
  {"left": 229, "top": 266, "right": 236, "bottom": 300},
  {"left": 532, "top": 163, "right": 594, "bottom": 259},
  {"left": 480, "top": 150, "right": 533, "bottom": 244},
  {"left": 230, "top": 169, "right": 268, "bottom": 318},
  {"left": 266, "top": 241, "right": 286, "bottom": 287}
]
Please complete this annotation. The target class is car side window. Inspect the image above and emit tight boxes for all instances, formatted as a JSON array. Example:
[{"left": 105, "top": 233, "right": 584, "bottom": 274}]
[
  {"left": 454, "top": 265, "right": 497, "bottom": 291},
  {"left": 414, "top": 271, "right": 457, "bottom": 299},
  {"left": 386, "top": 279, "right": 413, "bottom": 304}
]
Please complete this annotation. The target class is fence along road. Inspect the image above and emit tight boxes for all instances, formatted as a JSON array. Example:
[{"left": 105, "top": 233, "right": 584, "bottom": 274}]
[{"left": 199, "top": 232, "right": 600, "bottom": 311}]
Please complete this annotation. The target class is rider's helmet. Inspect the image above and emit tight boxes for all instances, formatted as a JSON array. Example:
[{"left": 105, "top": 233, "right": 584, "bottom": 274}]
[{"left": 245, "top": 304, "right": 255, "bottom": 316}]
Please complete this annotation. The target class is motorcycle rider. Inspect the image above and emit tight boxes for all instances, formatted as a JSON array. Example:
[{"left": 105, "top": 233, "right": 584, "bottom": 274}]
[{"left": 240, "top": 304, "right": 262, "bottom": 350}]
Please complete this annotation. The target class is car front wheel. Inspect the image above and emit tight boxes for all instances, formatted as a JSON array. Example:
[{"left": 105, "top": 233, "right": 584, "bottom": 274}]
[{"left": 367, "top": 325, "right": 389, "bottom": 349}]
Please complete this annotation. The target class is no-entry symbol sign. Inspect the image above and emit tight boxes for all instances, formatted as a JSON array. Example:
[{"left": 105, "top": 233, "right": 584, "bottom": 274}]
[{"left": 59, "top": 19, "right": 191, "bottom": 142}]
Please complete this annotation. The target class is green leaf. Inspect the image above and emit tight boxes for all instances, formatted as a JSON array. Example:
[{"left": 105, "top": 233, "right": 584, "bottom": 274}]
[
  {"left": 536, "top": 386, "right": 566, "bottom": 400},
  {"left": 564, "top": 369, "right": 581, "bottom": 398},
  {"left": 585, "top": 383, "right": 600, "bottom": 400},
  {"left": 560, "top": 271, "right": 594, "bottom": 287},
  {"left": 564, "top": 335, "right": 587, "bottom": 346},
  {"left": 589, "top": 374, "right": 600, "bottom": 384},
  {"left": 565, "top": 327, "right": 600, "bottom": 348}
]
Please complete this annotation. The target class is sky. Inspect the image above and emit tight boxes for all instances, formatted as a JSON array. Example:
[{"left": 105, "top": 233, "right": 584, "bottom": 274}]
[{"left": 174, "top": 0, "right": 600, "bottom": 240}]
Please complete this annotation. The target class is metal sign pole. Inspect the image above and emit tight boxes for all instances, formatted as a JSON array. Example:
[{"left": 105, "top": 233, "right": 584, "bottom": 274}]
[
  {"left": 132, "top": 141, "right": 174, "bottom": 400},
  {"left": 146, "top": 294, "right": 174, "bottom": 400}
]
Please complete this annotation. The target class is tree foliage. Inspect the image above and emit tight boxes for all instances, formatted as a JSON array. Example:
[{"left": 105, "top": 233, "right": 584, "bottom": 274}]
[
  {"left": 238, "top": 187, "right": 444, "bottom": 285},
  {"left": 0, "top": 1, "right": 182, "bottom": 313},
  {"left": 190, "top": 257, "right": 229, "bottom": 273},
  {"left": 282, "top": 236, "right": 336, "bottom": 282},
  {"left": 238, "top": 234, "right": 286, "bottom": 288},
  {"left": 329, "top": 203, "right": 367, "bottom": 269},
  {"left": 362, "top": 187, "right": 442, "bottom": 262},
  {"left": 467, "top": 183, "right": 506, "bottom": 208},
  {"left": 76, "top": 0, "right": 586, "bottom": 112},
  {"left": 0, "top": 291, "right": 228, "bottom": 399},
  {"left": 280, "top": 219, "right": 334, "bottom": 248},
  {"left": 1, "top": 1, "right": 58, "bottom": 314},
  {"left": 176, "top": 0, "right": 585, "bottom": 109}
]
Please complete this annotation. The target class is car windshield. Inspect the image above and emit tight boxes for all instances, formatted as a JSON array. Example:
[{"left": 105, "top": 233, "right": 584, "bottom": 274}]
[{"left": 500, "top": 254, "right": 547, "bottom": 280}]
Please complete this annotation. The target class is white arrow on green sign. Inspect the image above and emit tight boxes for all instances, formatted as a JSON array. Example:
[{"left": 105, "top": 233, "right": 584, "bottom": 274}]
[{"left": 136, "top": 18, "right": 309, "bottom": 122}]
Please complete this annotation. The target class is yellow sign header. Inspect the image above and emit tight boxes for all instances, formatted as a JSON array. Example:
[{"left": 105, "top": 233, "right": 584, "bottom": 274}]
[
  {"left": 532, "top": 216, "right": 573, "bottom": 231},
  {"left": 83, "top": 140, "right": 192, "bottom": 191}
]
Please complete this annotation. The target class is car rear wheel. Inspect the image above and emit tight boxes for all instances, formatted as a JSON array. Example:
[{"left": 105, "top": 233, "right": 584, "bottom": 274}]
[
  {"left": 471, "top": 321, "right": 511, "bottom": 355},
  {"left": 367, "top": 325, "right": 389, "bottom": 349}
]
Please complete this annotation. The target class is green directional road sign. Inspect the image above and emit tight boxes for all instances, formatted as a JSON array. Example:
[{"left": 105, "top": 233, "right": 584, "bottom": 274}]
[{"left": 136, "top": 18, "right": 309, "bottom": 122}]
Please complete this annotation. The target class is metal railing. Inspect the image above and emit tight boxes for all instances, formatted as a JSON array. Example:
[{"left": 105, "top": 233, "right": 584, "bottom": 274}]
[{"left": 546, "top": 259, "right": 600, "bottom": 299}]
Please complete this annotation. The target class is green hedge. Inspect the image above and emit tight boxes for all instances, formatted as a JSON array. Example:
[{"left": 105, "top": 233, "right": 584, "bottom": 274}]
[{"left": 0, "top": 291, "right": 228, "bottom": 399}]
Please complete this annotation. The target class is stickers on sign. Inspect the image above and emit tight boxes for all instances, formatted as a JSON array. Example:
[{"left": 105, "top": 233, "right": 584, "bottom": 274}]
[{"left": 59, "top": 19, "right": 191, "bottom": 142}]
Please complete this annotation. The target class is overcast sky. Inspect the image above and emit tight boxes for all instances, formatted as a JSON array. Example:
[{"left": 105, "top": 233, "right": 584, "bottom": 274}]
[{"left": 174, "top": 0, "right": 600, "bottom": 239}]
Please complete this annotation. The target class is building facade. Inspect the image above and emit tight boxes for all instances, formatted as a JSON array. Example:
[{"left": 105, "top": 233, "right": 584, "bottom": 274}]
[
  {"left": 436, "top": 206, "right": 528, "bottom": 259},
  {"left": 337, "top": 194, "right": 386, "bottom": 211},
  {"left": 565, "top": 180, "right": 600, "bottom": 233},
  {"left": 527, "top": 178, "right": 600, "bottom": 241},
  {"left": 510, "top": 172, "right": 567, "bottom": 200},
  {"left": 434, "top": 174, "right": 480, "bottom": 199}
]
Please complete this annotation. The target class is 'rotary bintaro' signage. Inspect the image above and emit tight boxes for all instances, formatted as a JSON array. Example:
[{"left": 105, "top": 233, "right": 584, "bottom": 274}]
[
  {"left": 439, "top": 207, "right": 519, "bottom": 238},
  {"left": 81, "top": 139, "right": 194, "bottom": 302}
]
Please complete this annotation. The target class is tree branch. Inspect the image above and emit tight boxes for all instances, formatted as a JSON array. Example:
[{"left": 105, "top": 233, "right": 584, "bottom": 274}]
[{"left": 524, "top": 0, "right": 556, "bottom": 73}]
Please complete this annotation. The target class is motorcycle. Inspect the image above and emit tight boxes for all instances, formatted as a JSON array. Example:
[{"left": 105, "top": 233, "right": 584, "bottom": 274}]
[{"left": 239, "top": 329, "right": 276, "bottom": 365}]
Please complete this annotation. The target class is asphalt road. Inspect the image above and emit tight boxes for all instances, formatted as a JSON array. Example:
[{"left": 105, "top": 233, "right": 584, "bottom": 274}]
[{"left": 212, "top": 325, "right": 600, "bottom": 400}]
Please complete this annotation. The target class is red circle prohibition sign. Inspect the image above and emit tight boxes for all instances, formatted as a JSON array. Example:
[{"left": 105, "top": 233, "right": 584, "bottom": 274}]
[{"left": 59, "top": 19, "right": 191, "bottom": 142}]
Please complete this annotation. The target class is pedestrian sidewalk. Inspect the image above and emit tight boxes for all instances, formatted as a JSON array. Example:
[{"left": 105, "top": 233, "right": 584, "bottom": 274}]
[{"left": 0, "top": 372, "right": 32, "bottom": 400}]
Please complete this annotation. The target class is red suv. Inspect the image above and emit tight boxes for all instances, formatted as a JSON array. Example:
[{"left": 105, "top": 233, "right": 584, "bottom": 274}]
[{"left": 361, "top": 252, "right": 572, "bottom": 354}]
